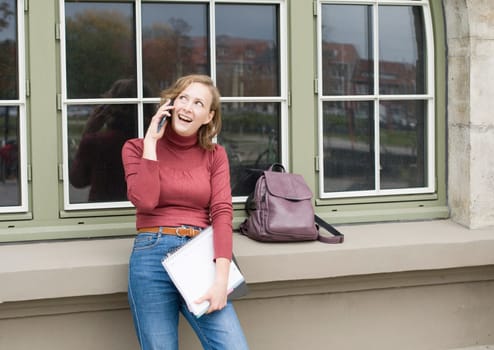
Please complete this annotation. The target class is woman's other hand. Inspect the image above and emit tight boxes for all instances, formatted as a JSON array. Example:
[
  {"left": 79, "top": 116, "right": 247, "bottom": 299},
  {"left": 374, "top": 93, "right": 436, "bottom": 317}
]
[{"left": 195, "top": 257, "right": 230, "bottom": 314}]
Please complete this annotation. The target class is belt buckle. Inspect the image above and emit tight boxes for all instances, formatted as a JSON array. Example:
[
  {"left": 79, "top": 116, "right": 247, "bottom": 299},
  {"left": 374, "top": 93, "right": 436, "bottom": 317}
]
[{"left": 175, "top": 226, "right": 189, "bottom": 237}]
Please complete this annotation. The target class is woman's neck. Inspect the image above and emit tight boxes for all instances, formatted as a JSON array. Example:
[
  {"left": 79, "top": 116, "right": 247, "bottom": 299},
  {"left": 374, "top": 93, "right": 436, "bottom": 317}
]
[{"left": 163, "top": 125, "right": 198, "bottom": 149}]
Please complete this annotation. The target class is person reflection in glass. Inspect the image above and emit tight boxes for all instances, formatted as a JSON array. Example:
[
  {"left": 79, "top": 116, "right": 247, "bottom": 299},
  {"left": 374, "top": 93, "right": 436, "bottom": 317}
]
[{"left": 69, "top": 78, "right": 144, "bottom": 202}]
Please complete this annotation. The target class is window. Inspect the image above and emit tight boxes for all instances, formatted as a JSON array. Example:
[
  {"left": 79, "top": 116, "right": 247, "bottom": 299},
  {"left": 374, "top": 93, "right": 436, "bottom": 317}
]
[
  {"left": 0, "top": 0, "right": 27, "bottom": 213},
  {"left": 317, "top": 0, "right": 434, "bottom": 199},
  {"left": 60, "top": 0, "right": 287, "bottom": 210}
]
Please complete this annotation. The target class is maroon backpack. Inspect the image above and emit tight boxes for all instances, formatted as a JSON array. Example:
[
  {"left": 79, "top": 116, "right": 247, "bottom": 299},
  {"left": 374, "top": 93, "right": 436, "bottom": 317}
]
[{"left": 239, "top": 164, "right": 344, "bottom": 244}]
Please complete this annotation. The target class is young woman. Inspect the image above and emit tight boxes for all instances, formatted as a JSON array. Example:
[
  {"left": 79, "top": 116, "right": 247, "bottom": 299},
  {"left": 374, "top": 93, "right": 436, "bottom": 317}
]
[{"left": 122, "top": 75, "right": 249, "bottom": 350}]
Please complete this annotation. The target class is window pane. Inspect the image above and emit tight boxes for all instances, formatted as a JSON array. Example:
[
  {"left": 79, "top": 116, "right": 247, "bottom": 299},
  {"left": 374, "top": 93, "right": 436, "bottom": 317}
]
[
  {"left": 67, "top": 102, "right": 138, "bottom": 204},
  {"left": 321, "top": 5, "right": 373, "bottom": 96},
  {"left": 0, "top": 0, "right": 18, "bottom": 99},
  {"left": 142, "top": 102, "right": 159, "bottom": 132},
  {"left": 380, "top": 100, "right": 426, "bottom": 189},
  {"left": 323, "top": 101, "right": 375, "bottom": 192},
  {"left": 218, "top": 103, "right": 280, "bottom": 196},
  {"left": 65, "top": 2, "right": 136, "bottom": 99},
  {"left": 0, "top": 106, "right": 20, "bottom": 206},
  {"left": 216, "top": 4, "right": 280, "bottom": 97},
  {"left": 379, "top": 6, "right": 426, "bottom": 94},
  {"left": 142, "top": 3, "right": 209, "bottom": 97}
]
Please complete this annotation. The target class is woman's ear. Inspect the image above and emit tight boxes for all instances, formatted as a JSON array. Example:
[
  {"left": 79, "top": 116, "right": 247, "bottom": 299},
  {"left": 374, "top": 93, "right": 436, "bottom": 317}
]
[{"left": 203, "top": 110, "right": 215, "bottom": 125}]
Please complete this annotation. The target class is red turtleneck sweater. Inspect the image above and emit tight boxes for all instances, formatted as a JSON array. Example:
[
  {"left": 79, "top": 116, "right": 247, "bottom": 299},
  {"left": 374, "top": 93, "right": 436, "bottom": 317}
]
[{"left": 121, "top": 126, "right": 233, "bottom": 260}]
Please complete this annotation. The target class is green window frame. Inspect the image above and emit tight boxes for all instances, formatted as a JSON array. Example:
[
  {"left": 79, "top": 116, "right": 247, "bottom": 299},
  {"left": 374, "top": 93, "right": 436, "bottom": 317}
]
[
  {"left": 313, "top": 0, "right": 447, "bottom": 222},
  {"left": 0, "top": 0, "right": 447, "bottom": 242},
  {"left": 317, "top": 0, "right": 435, "bottom": 198}
]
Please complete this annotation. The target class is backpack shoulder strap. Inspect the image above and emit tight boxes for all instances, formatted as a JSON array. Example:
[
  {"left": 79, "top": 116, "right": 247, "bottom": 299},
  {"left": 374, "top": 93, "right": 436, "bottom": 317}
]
[
  {"left": 315, "top": 215, "right": 344, "bottom": 244},
  {"left": 245, "top": 191, "right": 256, "bottom": 215}
]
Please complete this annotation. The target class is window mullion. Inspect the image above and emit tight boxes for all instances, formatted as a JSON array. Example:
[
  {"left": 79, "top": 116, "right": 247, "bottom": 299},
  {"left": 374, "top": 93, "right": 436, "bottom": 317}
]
[
  {"left": 135, "top": 0, "right": 144, "bottom": 137},
  {"left": 210, "top": 0, "right": 216, "bottom": 83},
  {"left": 423, "top": 3, "right": 436, "bottom": 192},
  {"left": 373, "top": 2, "right": 381, "bottom": 193},
  {"left": 18, "top": 0, "right": 28, "bottom": 212}
]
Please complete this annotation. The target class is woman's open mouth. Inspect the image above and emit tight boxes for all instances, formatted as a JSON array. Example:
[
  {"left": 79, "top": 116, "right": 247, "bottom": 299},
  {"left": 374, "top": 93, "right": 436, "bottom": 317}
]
[{"left": 178, "top": 114, "right": 192, "bottom": 123}]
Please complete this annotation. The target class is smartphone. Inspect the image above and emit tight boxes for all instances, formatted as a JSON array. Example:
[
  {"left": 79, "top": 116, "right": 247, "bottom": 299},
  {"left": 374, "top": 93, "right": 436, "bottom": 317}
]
[
  {"left": 157, "top": 115, "right": 167, "bottom": 132},
  {"left": 157, "top": 99, "right": 174, "bottom": 132}
]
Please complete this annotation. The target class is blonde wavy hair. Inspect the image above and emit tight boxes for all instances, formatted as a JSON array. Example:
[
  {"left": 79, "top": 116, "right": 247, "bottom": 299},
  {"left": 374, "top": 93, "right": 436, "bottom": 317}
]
[{"left": 160, "top": 75, "right": 221, "bottom": 151}]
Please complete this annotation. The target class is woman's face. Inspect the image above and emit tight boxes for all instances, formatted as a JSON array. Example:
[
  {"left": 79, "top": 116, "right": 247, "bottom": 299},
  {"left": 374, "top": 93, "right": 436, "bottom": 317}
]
[{"left": 171, "top": 82, "right": 214, "bottom": 137}]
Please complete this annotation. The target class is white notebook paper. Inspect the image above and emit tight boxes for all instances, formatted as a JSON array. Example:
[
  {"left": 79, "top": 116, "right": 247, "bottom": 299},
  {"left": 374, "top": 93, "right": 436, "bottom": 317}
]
[{"left": 161, "top": 226, "right": 245, "bottom": 318}]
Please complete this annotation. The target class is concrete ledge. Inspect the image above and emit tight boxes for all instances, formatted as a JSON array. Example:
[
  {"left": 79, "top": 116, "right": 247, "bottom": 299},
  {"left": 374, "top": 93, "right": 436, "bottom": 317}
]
[
  {"left": 236, "top": 219, "right": 494, "bottom": 283},
  {"left": 1, "top": 219, "right": 494, "bottom": 303}
]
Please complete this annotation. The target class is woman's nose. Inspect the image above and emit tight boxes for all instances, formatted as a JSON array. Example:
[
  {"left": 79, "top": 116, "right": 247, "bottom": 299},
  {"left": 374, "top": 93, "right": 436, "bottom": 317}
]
[{"left": 181, "top": 99, "right": 193, "bottom": 111}]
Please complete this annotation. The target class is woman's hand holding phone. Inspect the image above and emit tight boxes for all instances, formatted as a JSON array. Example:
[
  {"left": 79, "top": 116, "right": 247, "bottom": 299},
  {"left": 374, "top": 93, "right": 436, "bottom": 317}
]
[
  {"left": 157, "top": 99, "right": 174, "bottom": 132},
  {"left": 143, "top": 99, "right": 174, "bottom": 161}
]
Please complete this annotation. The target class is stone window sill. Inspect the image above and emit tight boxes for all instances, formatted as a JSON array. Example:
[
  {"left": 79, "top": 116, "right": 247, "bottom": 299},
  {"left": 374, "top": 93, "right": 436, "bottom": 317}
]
[{"left": 1, "top": 219, "right": 494, "bottom": 303}]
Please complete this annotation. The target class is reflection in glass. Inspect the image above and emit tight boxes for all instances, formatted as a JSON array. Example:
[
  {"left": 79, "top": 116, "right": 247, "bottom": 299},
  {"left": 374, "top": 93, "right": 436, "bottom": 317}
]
[
  {"left": 323, "top": 101, "right": 375, "bottom": 192},
  {"left": 321, "top": 5, "right": 373, "bottom": 96},
  {"left": 380, "top": 100, "right": 426, "bottom": 189},
  {"left": 215, "top": 4, "right": 280, "bottom": 97},
  {"left": 0, "top": 106, "right": 20, "bottom": 206},
  {"left": 68, "top": 81, "right": 140, "bottom": 203},
  {"left": 65, "top": 2, "right": 136, "bottom": 99},
  {"left": 218, "top": 102, "right": 280, "bottom": 196},
  {"left": 142, "top": 3, "right": 209, "bottom": 97},
  {"left": 0, "top": 0, "right": 18, "bottom": 99},
  {"left": 379, "top": 6, "right": 426, "bottom": 94}
]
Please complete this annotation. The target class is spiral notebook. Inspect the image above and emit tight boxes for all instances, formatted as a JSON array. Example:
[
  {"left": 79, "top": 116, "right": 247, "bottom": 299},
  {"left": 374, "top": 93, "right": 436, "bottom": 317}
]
[{"left": 161, "top": 226, "right": 246, "bottom": 318}]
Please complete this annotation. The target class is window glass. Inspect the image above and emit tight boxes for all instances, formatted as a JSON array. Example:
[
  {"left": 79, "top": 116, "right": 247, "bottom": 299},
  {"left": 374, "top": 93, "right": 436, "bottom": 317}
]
[
  {"left": 379, "top": 6, "right": 426, "bottom": 95},
  {"left": 218, "top": 102, "right": 280, "bottom": 196},
  {"left": 142, "top": 3, "right": 209, "bottom": 97},
  {"left": 65, "top": 2, "right": 136, "bottom": 99},
  {"left": 67, "top": 101, "right": 139, "bottom": 204},
  {"left": 0, "top": 106, "right": 20, "bottom": 206},
  {"left": 0, "top": 0, "right": 18, "bottom": 100},
  {"left": 321, "top": 5, "right": 373, "bottom": 96},
  {"left": 215, "top": 4, "right": 280, "bottom": 97},
  {"left": 0, "top": 0, "right": 23, "bottom": 210},
  {"left": 322, "top": 101, "right": 374, "bottom": 192},
  {"left": 319, "top": 1, "right": 432, "bottom": 197},
  {"left": 380, "top": 99, "right": 426, "bottom": 189}
]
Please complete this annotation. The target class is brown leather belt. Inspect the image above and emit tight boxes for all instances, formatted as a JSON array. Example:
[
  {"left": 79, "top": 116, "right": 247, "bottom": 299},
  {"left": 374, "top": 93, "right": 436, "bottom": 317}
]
[{"left": 137, "top": 226, "right": 201, "bottom": 237}]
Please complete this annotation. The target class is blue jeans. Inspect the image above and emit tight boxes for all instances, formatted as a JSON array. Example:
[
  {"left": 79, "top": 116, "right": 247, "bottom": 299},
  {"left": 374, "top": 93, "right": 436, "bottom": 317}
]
[{"left": 128, "top": 232, "right": 249, "bottom": 350}]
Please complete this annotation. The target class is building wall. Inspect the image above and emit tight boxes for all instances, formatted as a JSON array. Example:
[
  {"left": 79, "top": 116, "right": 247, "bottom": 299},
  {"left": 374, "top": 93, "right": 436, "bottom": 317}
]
[
  {"left": 2, "top": 218, "right": 494, "bottom": 350},
  {"left": 2, "top": 266, "right": 494, "bottom": 350},
  {"left": 1, "top": 1, "right": 494, "bottom": 350},
  {"left": 446, "top": 0, "right": 494, "bottom": 228}
]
